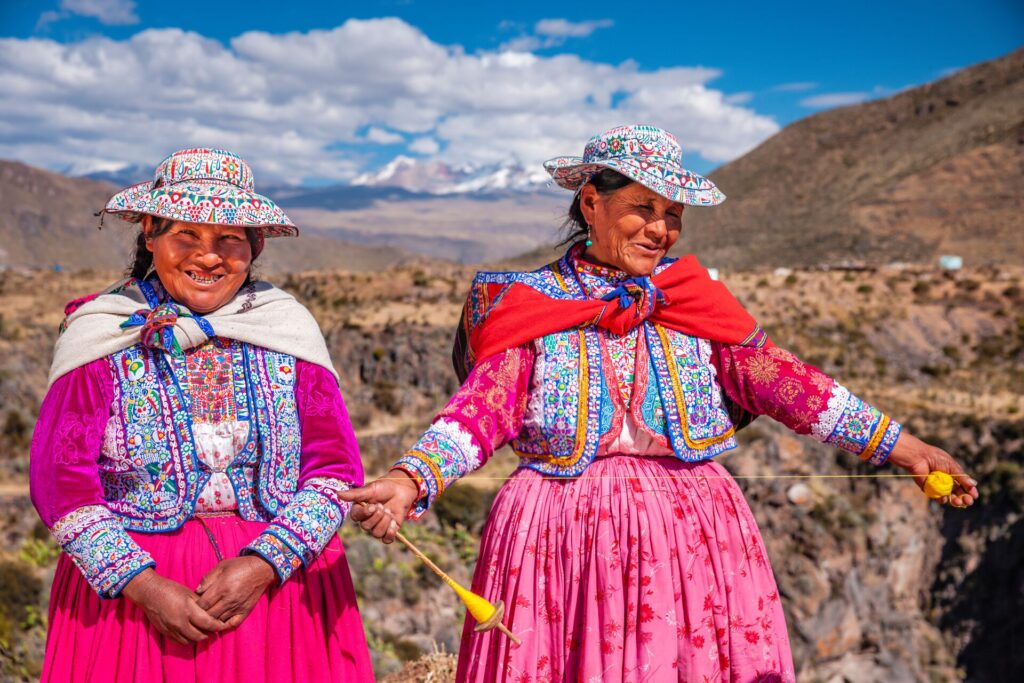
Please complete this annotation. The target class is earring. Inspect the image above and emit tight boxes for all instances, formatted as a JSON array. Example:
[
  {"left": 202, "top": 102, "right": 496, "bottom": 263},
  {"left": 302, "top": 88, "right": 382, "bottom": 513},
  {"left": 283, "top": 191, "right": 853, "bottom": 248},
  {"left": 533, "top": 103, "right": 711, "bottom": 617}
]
[{"left": 585, "top": 224, "right": 593, "bottom": 248}]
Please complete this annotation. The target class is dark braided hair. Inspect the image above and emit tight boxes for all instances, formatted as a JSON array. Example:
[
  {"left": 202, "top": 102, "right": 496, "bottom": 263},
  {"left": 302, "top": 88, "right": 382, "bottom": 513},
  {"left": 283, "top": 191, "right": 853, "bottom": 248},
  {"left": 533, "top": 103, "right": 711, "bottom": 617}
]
[
  {"left": 126, "top": 218, "right": 263, "bottom": 281},
  {"left": 126, "top": 217, "right": 174, "bottom": 280},
  {"left": 559, "top": 168, "right": 635, "bottom": 246}
]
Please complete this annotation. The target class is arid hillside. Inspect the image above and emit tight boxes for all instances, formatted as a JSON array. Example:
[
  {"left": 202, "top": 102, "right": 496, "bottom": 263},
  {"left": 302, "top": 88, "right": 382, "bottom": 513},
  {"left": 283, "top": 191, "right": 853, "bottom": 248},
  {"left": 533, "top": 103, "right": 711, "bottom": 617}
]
[
  {"left": 673, "top": 48, "right": 1024, "bottom": 269},
  {"left": 0, "top": 261, "right": 1021, "bottom": 681},
  {"left": 0, "top": 160, "right": 407, "bottom": 273}
]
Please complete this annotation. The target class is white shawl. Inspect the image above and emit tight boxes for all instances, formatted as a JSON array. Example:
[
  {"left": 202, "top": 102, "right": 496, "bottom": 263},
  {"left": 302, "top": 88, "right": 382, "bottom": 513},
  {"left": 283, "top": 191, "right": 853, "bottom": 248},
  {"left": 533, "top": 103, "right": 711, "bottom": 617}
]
[{"left": 49, "top": 278, "right": 337, "bottom": 387}]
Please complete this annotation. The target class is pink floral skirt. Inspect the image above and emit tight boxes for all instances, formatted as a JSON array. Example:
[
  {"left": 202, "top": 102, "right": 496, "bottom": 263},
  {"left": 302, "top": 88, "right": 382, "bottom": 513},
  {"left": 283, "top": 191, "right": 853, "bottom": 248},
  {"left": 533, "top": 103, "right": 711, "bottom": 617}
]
[
  {"left": 42, "top": 514, "right": 373, "bottom": 682},
  {"left": 456, "top": 456, "right": 795, "bottom": 683}
]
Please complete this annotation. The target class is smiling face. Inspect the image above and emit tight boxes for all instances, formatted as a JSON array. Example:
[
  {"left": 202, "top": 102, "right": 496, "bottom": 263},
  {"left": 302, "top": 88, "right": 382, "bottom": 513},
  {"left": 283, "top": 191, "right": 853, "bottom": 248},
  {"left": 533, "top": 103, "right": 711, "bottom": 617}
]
[
  {"left": 144, "top": 218, "right": 253, "bottom": 313},
  {"left": 578, "top": 181, "right": 683, "bottom": 277}
]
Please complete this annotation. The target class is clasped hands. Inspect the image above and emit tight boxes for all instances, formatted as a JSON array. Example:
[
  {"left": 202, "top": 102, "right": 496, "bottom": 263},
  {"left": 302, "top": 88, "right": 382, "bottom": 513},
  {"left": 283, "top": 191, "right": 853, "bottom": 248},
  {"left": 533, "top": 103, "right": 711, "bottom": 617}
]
[{"left": 121, "top": 556, "right": 276, "bottom": 645}]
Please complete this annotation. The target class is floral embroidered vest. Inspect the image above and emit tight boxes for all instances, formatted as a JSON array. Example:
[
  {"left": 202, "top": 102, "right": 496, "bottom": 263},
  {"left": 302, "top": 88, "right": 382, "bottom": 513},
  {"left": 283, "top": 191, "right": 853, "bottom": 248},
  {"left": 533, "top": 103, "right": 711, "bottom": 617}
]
[
  {"left": 100, "top": 340, "right": 301, "bottom": 532},
  {"left": 464, "top": 253, "right": 738, "bottom": 477}
]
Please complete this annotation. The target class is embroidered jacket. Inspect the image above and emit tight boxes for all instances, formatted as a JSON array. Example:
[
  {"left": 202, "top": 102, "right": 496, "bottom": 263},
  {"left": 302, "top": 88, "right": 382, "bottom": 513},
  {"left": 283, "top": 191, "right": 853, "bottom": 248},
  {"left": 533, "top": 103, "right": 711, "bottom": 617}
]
[
  {"left": 30, "top": 340, "right": 362, "bottom": 598},
  {"left": 395, "top": 251, "right": 901, "bottom": 515}
]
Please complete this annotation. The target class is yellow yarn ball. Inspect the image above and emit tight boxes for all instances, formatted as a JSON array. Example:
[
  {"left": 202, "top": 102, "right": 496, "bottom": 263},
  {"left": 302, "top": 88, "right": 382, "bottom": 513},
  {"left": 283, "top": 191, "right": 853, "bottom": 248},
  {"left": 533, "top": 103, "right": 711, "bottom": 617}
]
[{"left": 923, "top": 471, "right": 954, "bottom": 499}]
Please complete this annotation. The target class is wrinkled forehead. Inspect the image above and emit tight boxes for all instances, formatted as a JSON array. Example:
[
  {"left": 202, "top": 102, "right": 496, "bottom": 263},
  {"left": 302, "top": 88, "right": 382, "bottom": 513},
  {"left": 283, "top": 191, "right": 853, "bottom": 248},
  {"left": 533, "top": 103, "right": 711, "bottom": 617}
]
[{"left": 607, "top": 180, "right": 685, "bottom": 208}]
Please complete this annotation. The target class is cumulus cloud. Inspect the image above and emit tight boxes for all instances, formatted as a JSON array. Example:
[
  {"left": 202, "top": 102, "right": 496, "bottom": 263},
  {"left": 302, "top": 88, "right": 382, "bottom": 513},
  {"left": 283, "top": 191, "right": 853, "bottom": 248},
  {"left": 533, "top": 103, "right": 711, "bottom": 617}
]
[
  {"left": 0, "top": 18, "right": 780, "bottom": 184},
  {"left": 40, "top": 0, "right": 139, "bottom": 27}
]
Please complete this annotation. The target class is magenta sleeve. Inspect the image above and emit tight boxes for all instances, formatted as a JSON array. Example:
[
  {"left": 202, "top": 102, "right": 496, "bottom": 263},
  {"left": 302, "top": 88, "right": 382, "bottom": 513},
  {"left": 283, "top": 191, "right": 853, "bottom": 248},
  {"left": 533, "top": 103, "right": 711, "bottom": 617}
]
[
  {"left": 294, "top": 361, "right": 364, "bottom": 488},
  {"left": 710, "top": 343, "right": 901, "bottom": 465},
  {"left": 30, "top": 360, "right": 113, "bottom": 525},
  {"left": 30, "top": 360, "right": 155, "bottom": 597},
  {"left": 393, "top": 345, "right": 534, "bottom": 516}
]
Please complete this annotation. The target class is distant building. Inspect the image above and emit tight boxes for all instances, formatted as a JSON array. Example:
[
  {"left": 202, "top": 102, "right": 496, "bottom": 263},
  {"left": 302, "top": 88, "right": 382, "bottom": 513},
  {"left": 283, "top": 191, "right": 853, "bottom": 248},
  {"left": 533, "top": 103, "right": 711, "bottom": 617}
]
[{"left": 938, "top": 255, "right": 963, "bottom": 271}]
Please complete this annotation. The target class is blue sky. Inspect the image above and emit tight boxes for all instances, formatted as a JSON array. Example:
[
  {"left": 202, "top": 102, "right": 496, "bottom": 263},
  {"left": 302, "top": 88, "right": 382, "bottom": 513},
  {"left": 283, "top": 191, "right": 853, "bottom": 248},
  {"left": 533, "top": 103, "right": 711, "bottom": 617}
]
[{"left": 0, "top": 0, "right": 1020, "bottom": 183}]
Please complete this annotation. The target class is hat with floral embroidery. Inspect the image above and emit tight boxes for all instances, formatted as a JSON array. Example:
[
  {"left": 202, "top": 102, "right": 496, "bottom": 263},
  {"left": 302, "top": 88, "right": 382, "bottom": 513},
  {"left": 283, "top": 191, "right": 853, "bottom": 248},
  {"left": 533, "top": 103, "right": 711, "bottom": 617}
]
[
  {"left": 103, "top": 148, "right": 297, "bottom": 237},
  {"left": 543, "top": 124, "right": 725, "bottom": 206}
]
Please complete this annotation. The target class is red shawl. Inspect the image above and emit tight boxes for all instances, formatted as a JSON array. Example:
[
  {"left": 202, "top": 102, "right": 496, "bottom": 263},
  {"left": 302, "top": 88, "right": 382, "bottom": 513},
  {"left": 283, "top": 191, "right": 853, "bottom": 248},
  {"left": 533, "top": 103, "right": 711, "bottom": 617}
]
[{"left": 456, "top": 252, "right": 770, "bottom": 380}]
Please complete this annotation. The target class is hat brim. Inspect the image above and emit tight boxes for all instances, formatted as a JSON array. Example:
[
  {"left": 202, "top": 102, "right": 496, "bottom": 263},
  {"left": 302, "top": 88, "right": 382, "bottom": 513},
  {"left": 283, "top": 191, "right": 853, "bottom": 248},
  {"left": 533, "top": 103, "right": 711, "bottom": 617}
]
[
  {"left": 543, "top": 156, "right": 725, "bottom": 207},
  {"left": 104, "top": 180, "right": 298, "bottom": 237}
]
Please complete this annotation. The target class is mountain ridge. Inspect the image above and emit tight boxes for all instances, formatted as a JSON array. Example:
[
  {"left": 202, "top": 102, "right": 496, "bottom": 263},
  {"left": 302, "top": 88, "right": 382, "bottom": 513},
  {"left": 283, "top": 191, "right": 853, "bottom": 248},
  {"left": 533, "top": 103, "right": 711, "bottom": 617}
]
[
  {"left": 3, "top": 49, "right": 1020, "bottom": 271},
  {"left": 671, "top": 47, "right": 1024, "bottom": 269}
]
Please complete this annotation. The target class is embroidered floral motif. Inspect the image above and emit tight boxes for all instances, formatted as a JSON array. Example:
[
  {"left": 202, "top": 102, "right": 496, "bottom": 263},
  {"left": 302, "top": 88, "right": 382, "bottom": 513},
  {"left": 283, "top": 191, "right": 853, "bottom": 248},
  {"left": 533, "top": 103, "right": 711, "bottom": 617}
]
[
  {"left": 105, "top": 148, "right": 296, "bottom": 236},
  {"left": 744, "top": 352, "right": 781, "bottom": 386},
  {"left": 397, "top": 419, "right": 484, "bottom": 516},
  {"left": 824, "top": 392, "right": 895, "bottom": 459},
  {"left": 544, "top": 125, "right": 725, "bottom": 207},
  {"left": 54, "top": 408, "right": 105, "bottom": 465},
  {"left": 243, "top": 478, "right": 351, "bottom": 582},
  {"left": 186, "top": 338, "right": 238, "bottom": 423},
  {"left": 810, "top": 384, "right": 849, "bottom": 441},
  {"left": 251, "top": 346, "right": 302, "bottom": 515},
  {"left": 51, "top": 505, "right": 155, "bottom": 598},
  {"left": 101, "top": 340, "right": 298, "bottom": 529}
]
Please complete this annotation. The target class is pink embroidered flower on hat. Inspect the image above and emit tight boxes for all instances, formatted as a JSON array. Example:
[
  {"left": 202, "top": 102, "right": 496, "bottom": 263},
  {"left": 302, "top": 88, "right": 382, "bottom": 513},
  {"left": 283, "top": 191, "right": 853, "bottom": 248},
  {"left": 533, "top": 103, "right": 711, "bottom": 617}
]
[
  {"left": 543, "top": 124, "right": 725, "bottom": 207},
  {"left": 103, "top": 148, "right": 297, "bottom": 237}
]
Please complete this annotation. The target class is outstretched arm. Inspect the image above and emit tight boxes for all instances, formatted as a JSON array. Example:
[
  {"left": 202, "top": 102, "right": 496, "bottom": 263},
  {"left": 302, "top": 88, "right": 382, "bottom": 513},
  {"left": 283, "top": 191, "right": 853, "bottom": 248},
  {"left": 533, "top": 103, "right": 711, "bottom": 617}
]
[
  {"left": 341, "top": 344, "right": 533, "bottom": 541},
  {"left": 710, "top": 343, "right": 978, "bottom": 507}
]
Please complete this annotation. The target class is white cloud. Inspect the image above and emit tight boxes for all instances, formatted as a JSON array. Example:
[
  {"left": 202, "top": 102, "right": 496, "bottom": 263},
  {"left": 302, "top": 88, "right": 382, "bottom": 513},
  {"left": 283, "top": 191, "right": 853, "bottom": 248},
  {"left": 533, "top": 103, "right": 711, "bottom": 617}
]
[
  {"left": 800, "top": 92, "right": 869, "bottom": 108},
  {"left": 502, "top": 17, "right": 614, "bottom": 51},
  {"left": 409, "top": 137, "right": 440, "bottom": 155},
  {"left": 365, "top": 127, "right": 404, "bottom": 144},
  {"left": 0, "top": 19, "right": 780, "bottom": 184},
  {"left": 534, "top": 19, "right": 613, "bottom": 38},
  {"left": 40, "top": 0, "right": 139, "bottom": 26}
]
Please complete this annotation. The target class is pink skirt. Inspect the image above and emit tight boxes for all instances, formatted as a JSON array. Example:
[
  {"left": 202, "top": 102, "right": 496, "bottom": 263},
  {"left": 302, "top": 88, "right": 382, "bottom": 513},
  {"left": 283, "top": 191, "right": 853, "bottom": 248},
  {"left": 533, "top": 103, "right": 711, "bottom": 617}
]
[
  {"left": 456, "top": 456, "right": 795, "bottom": 683},
  {"left": 42, "top": 515, "right": 373, "bottom": 683}
]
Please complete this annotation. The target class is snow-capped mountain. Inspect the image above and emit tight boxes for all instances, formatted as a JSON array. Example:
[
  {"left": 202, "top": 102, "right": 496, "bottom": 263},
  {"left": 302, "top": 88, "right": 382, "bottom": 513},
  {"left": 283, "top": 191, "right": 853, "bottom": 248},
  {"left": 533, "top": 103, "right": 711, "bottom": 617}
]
[
  {"left": 351, "top": 156, "right": 551, "bottom": 194},
  {"left": 74, "top": 155, "right": 552, "bottom": 196}
]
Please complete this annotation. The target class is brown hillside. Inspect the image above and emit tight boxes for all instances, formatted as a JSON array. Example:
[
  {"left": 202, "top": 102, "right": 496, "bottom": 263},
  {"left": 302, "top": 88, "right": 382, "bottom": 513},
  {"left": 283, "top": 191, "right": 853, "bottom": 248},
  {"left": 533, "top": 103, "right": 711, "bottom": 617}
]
[
  {"left": 0, "top": 160, "right": 135, "bottom": 270},
  {"left": 0, "top": 160, "right": 407, "bottom": 273},
  {"left": 673, "top": 48, "right": 1024, "bottom": 269}
]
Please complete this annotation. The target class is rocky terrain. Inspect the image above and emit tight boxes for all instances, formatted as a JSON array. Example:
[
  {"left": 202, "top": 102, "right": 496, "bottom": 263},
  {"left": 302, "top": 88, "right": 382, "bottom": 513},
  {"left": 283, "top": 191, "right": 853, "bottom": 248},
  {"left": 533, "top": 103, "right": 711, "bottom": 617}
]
[{"left": 0, "top": 258, "right": 1021, "bottom": 682}]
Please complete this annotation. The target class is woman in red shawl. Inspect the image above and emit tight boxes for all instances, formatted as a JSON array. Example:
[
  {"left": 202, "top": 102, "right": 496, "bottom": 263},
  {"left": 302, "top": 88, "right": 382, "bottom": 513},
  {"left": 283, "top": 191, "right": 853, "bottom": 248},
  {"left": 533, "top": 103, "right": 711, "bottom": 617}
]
[{"left": 342, "top": 125, "right": 978, "bottom": 682}]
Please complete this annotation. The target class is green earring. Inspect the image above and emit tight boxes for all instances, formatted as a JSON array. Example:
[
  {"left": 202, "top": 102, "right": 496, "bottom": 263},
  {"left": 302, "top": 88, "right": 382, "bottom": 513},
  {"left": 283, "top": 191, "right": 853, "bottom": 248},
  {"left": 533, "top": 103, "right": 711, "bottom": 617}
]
[{"left": 585, "top": 225, "right": 593, "bottom": 248}]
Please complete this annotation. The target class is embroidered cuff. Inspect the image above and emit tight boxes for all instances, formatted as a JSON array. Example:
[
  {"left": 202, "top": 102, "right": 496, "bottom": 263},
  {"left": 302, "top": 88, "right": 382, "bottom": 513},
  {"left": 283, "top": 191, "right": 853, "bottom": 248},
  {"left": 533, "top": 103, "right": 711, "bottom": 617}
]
[
  {"left": 822, "top": 391, "right": 903, "bottom": 465},
  {"left": 390, "top": 464, "right": 431, "bottom": 521},
  {"left": 242, "top": 478, "right": 350, "bottom": 584},
  {"left": 393, "top": 419, "right": 483, "bottom": 517},
  {"left": 863, "top": 417, "right": 901, "bottom": 466},
  {"left": 51, "top": 505, "right": 155, "bottom": 599}
]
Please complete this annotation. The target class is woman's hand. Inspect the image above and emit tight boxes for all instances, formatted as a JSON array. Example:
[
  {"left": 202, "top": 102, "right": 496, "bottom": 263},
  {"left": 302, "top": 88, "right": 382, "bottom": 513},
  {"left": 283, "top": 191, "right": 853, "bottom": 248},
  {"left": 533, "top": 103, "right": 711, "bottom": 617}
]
[
  {"left": 887, "top": 432, "right": 979, "bottom": 508},
  {"left": 122, "top": 568, "right": 225, "bottom": 644},
  {"left": 195, "top": 556, "right": 276, "bottom": 629},
  {"left": 338, "top": 469, "right": 421, "bottom": 543}
]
